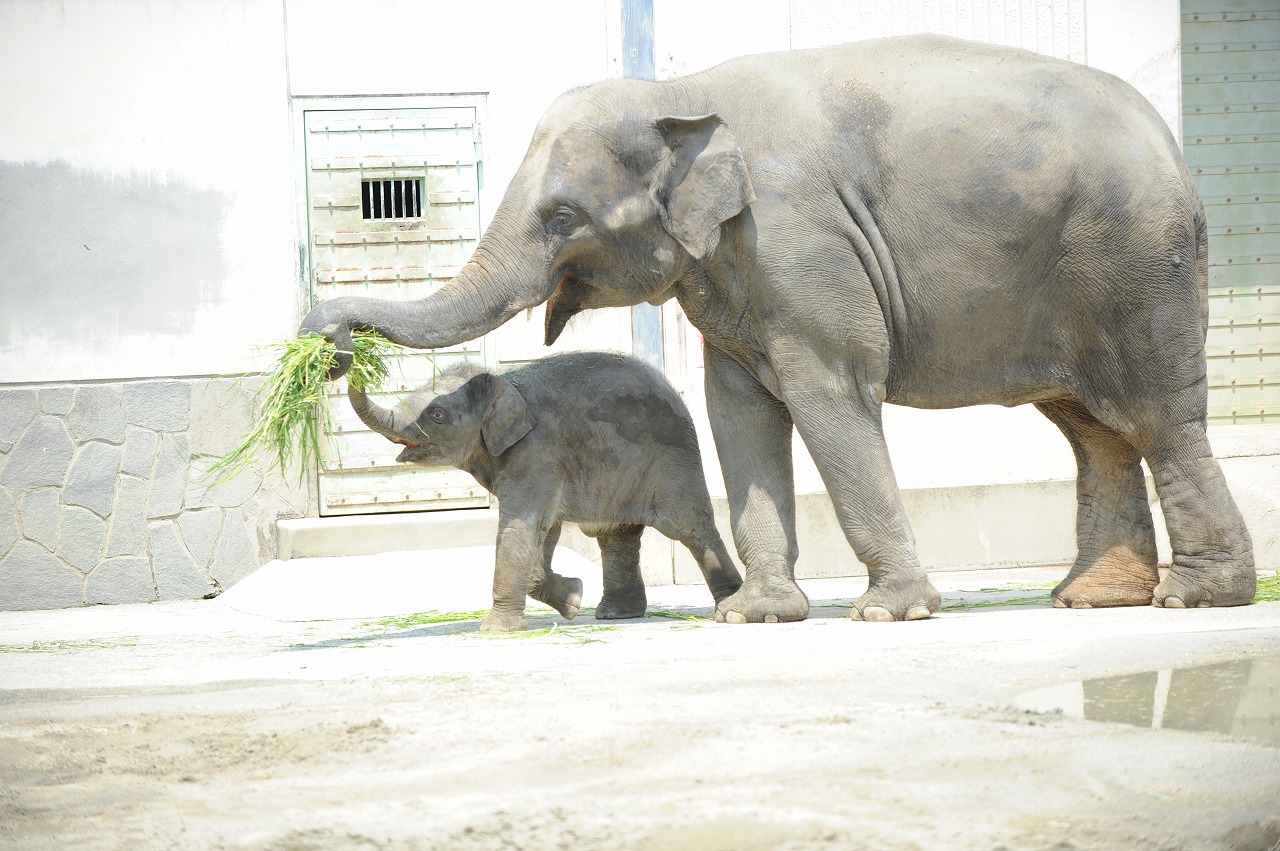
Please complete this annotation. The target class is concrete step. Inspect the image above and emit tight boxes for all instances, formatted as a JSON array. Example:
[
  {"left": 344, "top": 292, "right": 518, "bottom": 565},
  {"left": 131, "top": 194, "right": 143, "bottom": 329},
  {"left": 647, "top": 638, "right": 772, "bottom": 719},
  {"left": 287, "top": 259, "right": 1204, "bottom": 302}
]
[
  {"left": 278, "top": 481, "right": 1091, "bottom": 584},
  {"left": 277, "top": 444, "right": 1280, "bottom": 581},
  {"left": 278, "top": 508, "right": 503, "bottom": 560}
]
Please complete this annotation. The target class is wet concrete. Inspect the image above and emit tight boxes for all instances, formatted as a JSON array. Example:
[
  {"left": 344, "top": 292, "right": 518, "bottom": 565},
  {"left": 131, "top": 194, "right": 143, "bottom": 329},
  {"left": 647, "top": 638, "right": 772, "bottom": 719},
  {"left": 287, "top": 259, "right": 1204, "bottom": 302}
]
[{"left": 1018, "top": 657, "right": 1280, "bottom": 743}]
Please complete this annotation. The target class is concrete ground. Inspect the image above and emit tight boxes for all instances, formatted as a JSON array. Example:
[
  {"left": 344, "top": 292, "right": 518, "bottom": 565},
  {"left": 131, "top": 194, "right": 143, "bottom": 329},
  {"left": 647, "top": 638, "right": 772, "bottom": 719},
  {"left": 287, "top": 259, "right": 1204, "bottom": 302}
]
[{"left": 2, "top": 551, "right": 1278, "bottom": 851}]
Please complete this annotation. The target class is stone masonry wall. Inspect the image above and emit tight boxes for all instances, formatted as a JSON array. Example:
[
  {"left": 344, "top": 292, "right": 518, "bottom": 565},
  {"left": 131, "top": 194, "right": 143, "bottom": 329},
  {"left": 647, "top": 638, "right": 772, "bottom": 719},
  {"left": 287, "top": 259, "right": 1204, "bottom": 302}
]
[{"left": 0, "top": 377, "right": 311, "bottom": 610}]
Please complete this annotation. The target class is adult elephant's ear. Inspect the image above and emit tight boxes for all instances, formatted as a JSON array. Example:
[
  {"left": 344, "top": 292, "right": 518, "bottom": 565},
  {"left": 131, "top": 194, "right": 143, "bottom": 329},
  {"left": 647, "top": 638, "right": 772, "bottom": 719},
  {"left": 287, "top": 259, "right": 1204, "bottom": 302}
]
[
  {"left": 475, "top": 374, "right": 536, "bottom": 456},
  {"left": 655, "top": 114, "right": 755, "bottom": 260}
]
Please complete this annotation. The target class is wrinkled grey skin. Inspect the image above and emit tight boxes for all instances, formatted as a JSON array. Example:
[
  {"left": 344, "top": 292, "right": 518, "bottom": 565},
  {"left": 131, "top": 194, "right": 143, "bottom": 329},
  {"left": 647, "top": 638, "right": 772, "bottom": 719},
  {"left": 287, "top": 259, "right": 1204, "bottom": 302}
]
[
  {"left": 348, "top": 351, "right": 742, "bottom": 632},
  {"left": 304, "top": 35, "right": 1256, "bottom": 623}
]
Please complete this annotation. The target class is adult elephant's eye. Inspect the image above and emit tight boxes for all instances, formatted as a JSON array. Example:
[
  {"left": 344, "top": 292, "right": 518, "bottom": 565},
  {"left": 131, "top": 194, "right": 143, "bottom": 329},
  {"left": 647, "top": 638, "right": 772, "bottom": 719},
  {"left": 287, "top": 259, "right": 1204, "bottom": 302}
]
[{"left": 549, "top": 209, "right": 574, "bottom": 231}]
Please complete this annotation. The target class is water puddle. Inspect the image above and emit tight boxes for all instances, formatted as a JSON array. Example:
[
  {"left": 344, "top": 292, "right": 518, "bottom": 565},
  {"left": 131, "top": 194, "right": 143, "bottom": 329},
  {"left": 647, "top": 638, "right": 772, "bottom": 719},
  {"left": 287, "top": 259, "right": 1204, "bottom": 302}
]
[{"left": 1017, "top": 657, "right": 1280, "bottom": 742}]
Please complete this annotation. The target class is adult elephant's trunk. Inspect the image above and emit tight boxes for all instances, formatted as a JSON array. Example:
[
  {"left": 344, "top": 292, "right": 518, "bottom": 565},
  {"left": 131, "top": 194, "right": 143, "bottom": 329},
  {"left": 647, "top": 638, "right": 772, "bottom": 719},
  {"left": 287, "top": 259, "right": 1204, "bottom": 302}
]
[
  {"left": 299, "top": 193, "right": 552, "bottom": 379},
  {"left": 347, "top": 385, "right": 416, "bottom": 444}
]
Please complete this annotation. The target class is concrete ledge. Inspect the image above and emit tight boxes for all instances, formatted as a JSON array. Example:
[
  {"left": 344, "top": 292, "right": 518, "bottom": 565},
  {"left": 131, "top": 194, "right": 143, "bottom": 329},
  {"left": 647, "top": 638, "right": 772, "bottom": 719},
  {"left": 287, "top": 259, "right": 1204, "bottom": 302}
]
[
  {"left": 672, "top": 480, "right": 1081, "bottom": 584},
  {"left": 278, "top": 509, "right": 504, "bottom": 560},
  {"left": 279, "top": 480, "right": 1086, "bottom": 582},
  {"left": 278, "top": 452, "right": 1279, "bottom": 584}
]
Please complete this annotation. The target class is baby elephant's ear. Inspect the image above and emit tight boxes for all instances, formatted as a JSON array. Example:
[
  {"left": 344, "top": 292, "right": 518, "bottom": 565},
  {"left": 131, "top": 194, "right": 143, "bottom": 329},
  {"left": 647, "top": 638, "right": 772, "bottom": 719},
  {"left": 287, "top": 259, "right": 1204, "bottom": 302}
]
[{"left": 477, "top": 374, "right": 536, "bottom": 456}]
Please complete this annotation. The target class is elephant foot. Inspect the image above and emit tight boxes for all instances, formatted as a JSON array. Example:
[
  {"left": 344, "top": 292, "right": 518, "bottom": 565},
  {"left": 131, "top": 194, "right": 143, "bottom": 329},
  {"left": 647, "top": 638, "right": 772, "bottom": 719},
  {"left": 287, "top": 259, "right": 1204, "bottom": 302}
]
[
  {"left": 715, "top": 576, "right": 809, "bottom": 624},
  {"left": 707, "top": 572, "right": 744, "bottom": 605},
  {"left": 1153, "top": 562, "right": 1256, "bottom": 609},
  {"left": 480, "top": 609, "right": 529, "bottom": 633},
  {"left": 850, "top": 576, "right": 940, "bottom": 622},
  {"left": 595, "top": 593, "right": 647, "bottom": 620},
  {"left": 539, "top": 575, "right": 584, "bottom": 621},
  {"left": 1052, "top": 554, "right": 1158, "bottom": 609}
]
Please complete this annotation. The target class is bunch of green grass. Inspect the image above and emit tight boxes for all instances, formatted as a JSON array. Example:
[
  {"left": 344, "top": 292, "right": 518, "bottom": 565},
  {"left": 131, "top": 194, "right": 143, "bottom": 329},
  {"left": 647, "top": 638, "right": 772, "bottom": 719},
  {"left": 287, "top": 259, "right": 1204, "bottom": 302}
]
[{"left": 206, "top": 330, "right": 396, "bottom": 482}]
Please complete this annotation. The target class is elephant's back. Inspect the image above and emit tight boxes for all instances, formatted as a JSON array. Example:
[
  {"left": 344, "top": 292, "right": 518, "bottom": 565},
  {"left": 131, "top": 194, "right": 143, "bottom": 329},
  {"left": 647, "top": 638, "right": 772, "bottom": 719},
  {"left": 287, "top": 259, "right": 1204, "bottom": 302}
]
[
  {"left": 509, "top": 352, "right": 698, "bottom": 453},
  {"left": 699, "top": 35, "right": 1179, "bottom": 170}
]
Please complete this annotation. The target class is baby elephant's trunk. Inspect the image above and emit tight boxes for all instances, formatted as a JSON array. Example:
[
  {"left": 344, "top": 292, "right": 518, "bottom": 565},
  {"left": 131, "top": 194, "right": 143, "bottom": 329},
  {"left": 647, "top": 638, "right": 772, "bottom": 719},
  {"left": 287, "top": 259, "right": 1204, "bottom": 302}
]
[{"left": 347, "top": 385, "right": 415, "bottom": 444}]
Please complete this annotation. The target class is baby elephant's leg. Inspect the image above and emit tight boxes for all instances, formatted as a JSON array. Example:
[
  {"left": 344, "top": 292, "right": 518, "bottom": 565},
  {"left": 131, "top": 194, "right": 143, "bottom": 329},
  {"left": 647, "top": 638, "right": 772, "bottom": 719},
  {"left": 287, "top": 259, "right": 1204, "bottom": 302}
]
[
  {"left": 526, "top": 522, "right": 583, "bottom": 620},
  {"left": 595, "top": 524, "right": 647, "bottom": 620}
]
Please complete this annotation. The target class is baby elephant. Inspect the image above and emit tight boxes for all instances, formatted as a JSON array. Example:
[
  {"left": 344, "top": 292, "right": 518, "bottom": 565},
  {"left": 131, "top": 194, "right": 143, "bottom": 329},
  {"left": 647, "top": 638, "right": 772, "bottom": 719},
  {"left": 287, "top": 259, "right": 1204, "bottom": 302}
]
[{"left": 348, "top": 351, "right": 742, "bottom": 632}]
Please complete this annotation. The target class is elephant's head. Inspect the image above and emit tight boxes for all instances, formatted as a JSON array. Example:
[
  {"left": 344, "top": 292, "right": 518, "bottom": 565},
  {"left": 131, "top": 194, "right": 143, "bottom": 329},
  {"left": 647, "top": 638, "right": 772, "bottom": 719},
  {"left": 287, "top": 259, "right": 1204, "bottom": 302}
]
[
  {"left": 347, "top": 365, "right": 537, "bottom": 467},
  {"left": 300, "top": 81, "right": 755, "bottom": 371}
]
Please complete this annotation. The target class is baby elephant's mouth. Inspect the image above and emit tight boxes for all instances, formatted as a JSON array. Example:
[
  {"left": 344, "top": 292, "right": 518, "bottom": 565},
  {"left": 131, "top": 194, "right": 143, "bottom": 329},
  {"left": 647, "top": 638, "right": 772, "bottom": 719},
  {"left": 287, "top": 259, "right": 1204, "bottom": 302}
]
[{"left": 394, "top": 440, "right": 428, "bottom": 463}]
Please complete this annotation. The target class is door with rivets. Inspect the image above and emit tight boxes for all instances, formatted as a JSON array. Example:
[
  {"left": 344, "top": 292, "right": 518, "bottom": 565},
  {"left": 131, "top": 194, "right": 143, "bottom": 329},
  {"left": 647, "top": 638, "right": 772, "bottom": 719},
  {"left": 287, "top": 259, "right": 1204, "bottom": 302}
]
[
  {"left": 304, "top": 106, "right": 491, "bottom": 515},
  {"left": 1182, "top": 0, "right": 1280, "bottom": 424}
]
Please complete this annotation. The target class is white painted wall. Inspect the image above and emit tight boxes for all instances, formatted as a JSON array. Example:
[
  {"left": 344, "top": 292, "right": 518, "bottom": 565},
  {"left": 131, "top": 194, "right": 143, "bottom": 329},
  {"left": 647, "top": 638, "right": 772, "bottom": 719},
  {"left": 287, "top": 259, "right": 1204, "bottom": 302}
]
[
  {"left": 0, "top": 0, "right": 298, "bottom": 383},
  {"left": 1085, "top": 0, "right": 1184, "bottom": 139}
]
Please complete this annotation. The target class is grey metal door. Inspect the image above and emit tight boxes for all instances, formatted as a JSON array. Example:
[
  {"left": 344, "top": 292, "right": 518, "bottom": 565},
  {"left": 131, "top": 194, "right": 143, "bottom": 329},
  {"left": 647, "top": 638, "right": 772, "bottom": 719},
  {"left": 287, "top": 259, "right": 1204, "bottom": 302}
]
[
  {"left": 304, "top": 106, "right": 490, "bottom": 515},
  {"left": 1182, "top": 0, "right": 1280, "bottom": 423}
]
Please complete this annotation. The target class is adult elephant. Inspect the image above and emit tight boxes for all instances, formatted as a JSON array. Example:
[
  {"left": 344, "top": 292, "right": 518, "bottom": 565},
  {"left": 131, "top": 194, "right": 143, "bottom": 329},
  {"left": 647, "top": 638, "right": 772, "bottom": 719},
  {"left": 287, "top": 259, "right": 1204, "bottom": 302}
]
[{"left": 301, "top": 34, "right": 1255, "bottom": 623}]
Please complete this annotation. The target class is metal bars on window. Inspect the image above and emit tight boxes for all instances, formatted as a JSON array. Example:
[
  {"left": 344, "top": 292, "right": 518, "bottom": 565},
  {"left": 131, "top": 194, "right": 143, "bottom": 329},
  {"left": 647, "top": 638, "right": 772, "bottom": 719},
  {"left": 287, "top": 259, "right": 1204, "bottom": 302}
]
[{"left": 361, "top": 179, "right": 422, "bottom": 219}]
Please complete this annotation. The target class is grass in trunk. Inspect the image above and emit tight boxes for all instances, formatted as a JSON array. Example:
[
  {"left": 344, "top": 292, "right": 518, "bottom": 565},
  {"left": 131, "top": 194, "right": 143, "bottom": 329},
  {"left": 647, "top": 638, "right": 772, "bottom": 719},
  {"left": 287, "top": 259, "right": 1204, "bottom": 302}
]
[{"left": 205, "top": 330, "right": 396, "bottom": 483}]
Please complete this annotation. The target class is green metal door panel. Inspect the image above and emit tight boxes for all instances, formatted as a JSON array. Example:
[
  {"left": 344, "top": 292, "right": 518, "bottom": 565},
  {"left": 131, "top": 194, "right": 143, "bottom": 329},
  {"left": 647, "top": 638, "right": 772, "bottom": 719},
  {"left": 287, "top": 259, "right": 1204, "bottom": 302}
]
[
  {"left": 1184, "top": 47, "right": 1279, "bottom": 76},
  {"left": 1202, "top": 194, "right": 1280, "bottom": 227},
  {"left": 1208, "top": 259, "right": 1279, "bottom": 286},
  {"left": 1183, "top": 0, "right": 1264, "bottom": 13},
  {"left": 1182, "top": 138, "right": 1279, "bottom": 169},
  {"left": 1184, "top": 108, "right": 1278, "bottom": 136},
  {"left": 1191, "top": 167, "right": 1280, "bottom": 196},
  {"left": 1183, "top": 1, "right": 1280, "bottom": 424},
  {"left": 1206, "top": 231, "right": 1277, "bottom": 260},
  {"left": 1182, "top": 14, "right": 1280, "bottom": 41},
  {"left": 1183, "top": 77, "right": 1280, "bottom": 107}
]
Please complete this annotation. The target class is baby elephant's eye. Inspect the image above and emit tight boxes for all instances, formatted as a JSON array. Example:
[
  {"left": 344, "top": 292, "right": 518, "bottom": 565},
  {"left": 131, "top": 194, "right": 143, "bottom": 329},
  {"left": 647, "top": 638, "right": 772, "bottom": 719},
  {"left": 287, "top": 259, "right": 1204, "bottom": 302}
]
[{"left": 428, "top": 408, "right": 447, "bottom": 423}]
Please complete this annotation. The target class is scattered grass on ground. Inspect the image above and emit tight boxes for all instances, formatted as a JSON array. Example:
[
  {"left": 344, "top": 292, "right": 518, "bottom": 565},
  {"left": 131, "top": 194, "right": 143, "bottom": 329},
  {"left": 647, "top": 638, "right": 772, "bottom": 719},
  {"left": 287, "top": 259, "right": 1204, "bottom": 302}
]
[
  {"left": 942, "top": 594, "right": 1053, "bottom": 611},
  {"left": 471, "top": 624, "right": 620, "bottom": 644},
  {"left": 205, "top": 329, "right": 397, "bottom": 483},
  {"left": 647, "top": 610, "right": 712, "bottom": 622},
  {"left": 360, "top": 606, "right": 564, "bottom": 633},
  {"left": 976, "top": 580, "right": 1059, "bottom": 592},
  {"left": 0, "top": 639, "right": 138, "bottom": 653},
  {"left": 1255, "top": 572, "right": 1280, "bottom": 603},
  {"left": 942, "top": 580, "right": 1057, "bottom": 611}
]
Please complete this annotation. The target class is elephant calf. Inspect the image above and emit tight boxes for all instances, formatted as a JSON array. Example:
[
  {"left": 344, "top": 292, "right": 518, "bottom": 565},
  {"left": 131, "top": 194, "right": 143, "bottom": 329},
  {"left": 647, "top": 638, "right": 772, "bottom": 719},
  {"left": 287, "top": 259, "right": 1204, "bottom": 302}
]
[{"left": 348, "top": 351, "right": 742, "bottom": 632}]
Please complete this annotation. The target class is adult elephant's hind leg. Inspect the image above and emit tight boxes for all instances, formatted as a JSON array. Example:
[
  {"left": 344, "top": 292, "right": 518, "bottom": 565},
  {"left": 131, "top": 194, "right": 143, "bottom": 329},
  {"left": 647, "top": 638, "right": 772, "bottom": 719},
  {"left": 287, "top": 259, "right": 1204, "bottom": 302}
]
[
  {"left": 1035, "top": 399, "right": 1159, "bottom": 608},
  {"left": 1143, "top": 422, "right": 1255, "bottom": 607}
]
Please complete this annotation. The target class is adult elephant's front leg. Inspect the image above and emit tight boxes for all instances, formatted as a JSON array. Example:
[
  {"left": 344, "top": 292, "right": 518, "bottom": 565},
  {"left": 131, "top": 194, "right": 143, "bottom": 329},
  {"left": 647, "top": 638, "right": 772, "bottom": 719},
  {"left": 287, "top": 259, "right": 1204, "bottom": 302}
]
[
  {"left": 778, "top": 355, "right": 940, "bottom": 622},
  {"left": 705, "top": 346, "right": 809, "bottom": 624}
]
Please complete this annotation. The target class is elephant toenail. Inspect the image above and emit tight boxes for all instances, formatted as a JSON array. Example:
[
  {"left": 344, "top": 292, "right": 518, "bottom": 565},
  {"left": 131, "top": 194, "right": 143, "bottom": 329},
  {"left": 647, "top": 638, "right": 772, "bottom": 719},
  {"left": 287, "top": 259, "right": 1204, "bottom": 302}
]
[
  {"left": 1071, "top": 600, "right": 1092, "bottom": 609},
  {"left": 1195, "top": 600, "right": 1212, "bottom": 608},
  {"left": 725, "top": 611, "right": 747, "bottom": 624},
  {"left": 1052, "top": 598, "right": 1067, "bottom": 608},
  {"left": 905, "top": 605, "right": 932, "bottom": 620},
  {"left": 849, "top": 608, "right": 863, "bottom": 621},
  {"left": 764, "top": 614, "right": 779, "bottom": 623},
  {"left": 1163, "top": 596, "right": 1186, "bottom": 608},
  {"left": 863, "top": 606, "right": 894, "bottom": 622}
]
